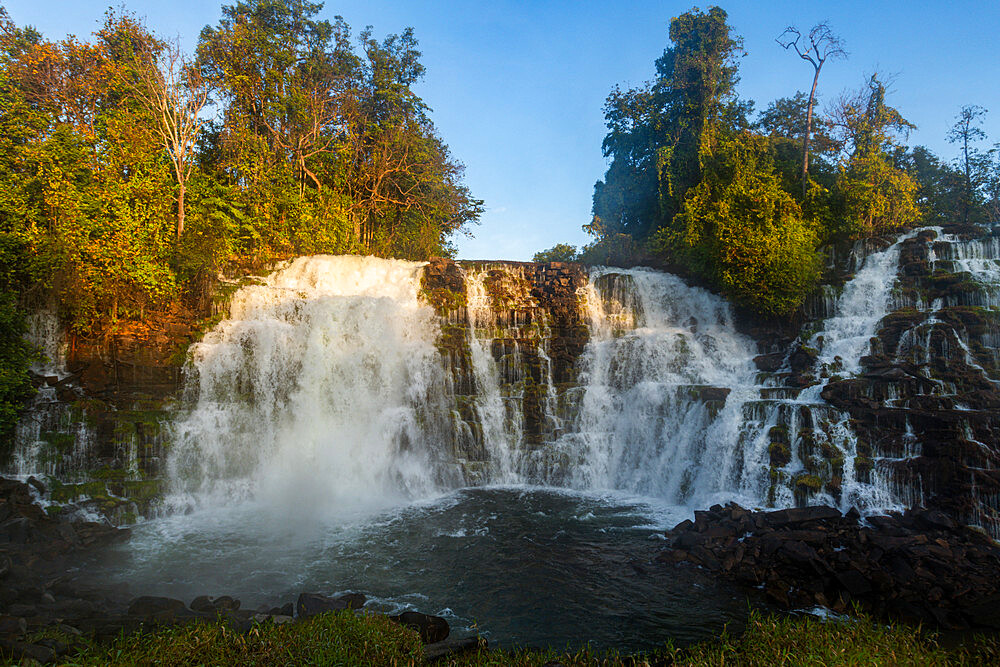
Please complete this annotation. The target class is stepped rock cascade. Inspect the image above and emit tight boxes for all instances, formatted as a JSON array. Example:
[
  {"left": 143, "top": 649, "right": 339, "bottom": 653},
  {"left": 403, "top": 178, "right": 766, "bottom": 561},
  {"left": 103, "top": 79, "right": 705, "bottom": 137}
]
[
  {"left": 821, "top": 224, "right": 1000, "bottom": 537},
  {"left": 164, "top": 255, "right": 905, "bottom": 515},
  {"left": 546, "top": 269, "right": 761, "bottom": 503},
  {"left": 10, "top": 225, "right": 1000, "bottom": 536}
]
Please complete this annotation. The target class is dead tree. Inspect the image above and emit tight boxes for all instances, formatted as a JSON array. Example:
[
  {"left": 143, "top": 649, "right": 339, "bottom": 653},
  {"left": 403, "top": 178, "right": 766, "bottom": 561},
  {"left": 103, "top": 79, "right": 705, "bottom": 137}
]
[{"left": 777, "top": 22, "right": 847, "bottom": 197}]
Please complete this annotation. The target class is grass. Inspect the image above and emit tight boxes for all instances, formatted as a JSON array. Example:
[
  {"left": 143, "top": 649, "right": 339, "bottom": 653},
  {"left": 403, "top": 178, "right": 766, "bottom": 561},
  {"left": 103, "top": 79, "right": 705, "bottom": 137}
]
[{"left": 8, "top": 608, "right": 999, "bottom": 666}]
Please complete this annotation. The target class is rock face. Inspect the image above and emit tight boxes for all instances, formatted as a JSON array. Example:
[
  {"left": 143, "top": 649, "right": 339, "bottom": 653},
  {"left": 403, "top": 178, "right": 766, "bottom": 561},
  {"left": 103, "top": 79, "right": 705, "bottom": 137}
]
[
  {"left": 421, "top": 258, "right": 589, "bottom": 482},
  {"left": 817, "top": 226, "right": 1000, "bottom": 536},
  {"left": 659, "top": 502, "right": 1000, "bottom": 629},
  {"left": 4, "top": 301, "right": 205, "bottom": 524}
]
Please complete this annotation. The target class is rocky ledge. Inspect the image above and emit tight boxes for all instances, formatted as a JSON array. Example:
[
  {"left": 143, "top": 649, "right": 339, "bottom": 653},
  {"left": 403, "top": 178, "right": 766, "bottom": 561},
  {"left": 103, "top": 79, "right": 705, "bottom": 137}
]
[{"left": 657, "top": 503, "right": 1000, "bottom": 630}]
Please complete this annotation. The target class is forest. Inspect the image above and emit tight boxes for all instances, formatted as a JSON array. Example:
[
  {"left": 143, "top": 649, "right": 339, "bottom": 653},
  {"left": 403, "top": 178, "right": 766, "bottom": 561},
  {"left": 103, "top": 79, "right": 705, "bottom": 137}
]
[
  {"left": 537, "top": 7, "right": 1000, "bottom": 317},
  {"left": 2, "top": 3, "right": 1000, "bottom": 436},
  {"left": 0, "top": 0, "right": 484, "bottom": 434}
]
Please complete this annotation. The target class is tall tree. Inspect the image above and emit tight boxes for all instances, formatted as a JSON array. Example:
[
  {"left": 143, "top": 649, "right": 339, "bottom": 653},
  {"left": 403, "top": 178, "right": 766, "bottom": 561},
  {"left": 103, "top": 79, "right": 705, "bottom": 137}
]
[
  {"left": 776, "top": 22, "right": 846, "bottom": 197},
  {"left": 126, "top": 35, "right": 209, "bottom": 240},
  {"left": 654, "top": 6, "right": 745, "bottom": 221},
  {"left": 831, "top": 75, "right": 919, "bottom": 238},
  {"left": 590, "top": 6, "right": 744, "bottom": 242},
  {"left": 947, "top": 104, "right": 988, "bottom": 224}
]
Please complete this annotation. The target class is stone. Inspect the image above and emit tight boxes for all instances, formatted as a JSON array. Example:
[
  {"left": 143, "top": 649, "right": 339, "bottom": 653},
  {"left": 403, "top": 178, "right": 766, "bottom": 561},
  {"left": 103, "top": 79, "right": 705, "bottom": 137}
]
[
  {"left": 0, "top": 639, "right": 56, "bottom": 663},
  {"left": 296, "top": 592, "right": 367, "bottom": 619},
  {"left": 423, "top": 637, "right": 483, "bottom": 661},
  {"left": 127, "top": 596, "right": 188, "bottom": 618},
  {"left": 753, "top": 353, "right": 784, "bottom": 372},
  {"left": 0, "top": 615, "right": 26, "bottom": 636},
  {"left": 191, "top": 595, "right": 240, "bottom": 613},
  {"left": 766, "top": 506, "right": 842, "bottom": 526},
  {"left": 389, "top": 611, "right": 450, "bottom": 644},
  {"left": 267, "top": 603, "right": 294, "bottom": 617}
]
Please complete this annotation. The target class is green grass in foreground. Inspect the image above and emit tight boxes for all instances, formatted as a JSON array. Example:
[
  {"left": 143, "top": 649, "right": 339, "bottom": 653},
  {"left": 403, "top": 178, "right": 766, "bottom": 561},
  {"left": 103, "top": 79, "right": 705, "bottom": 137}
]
[{"left": 15, "top": 608, "right": 1000, "bottom": 666}]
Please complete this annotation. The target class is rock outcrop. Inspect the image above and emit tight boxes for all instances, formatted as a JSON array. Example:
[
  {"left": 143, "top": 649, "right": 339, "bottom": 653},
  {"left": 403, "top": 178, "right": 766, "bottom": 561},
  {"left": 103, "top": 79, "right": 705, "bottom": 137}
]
[{"left": 659, "top": 502, "right": 1000, "bottom": 629}]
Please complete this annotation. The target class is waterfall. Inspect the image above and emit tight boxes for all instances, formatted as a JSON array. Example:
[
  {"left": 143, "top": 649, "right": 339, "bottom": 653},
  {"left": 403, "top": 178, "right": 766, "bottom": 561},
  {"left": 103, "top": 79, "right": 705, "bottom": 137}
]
[
  {"left": 168, "top": 252, "right": 910, "bottom": 515},
  {"left": 168, "top": 255, "right": 457, "bottom": 512},
  {"left": 551, "top": 269, "right": 760, "bottom": 505},
  {"left": 809, "top": 231, "right": 918, "bottom": 379}
]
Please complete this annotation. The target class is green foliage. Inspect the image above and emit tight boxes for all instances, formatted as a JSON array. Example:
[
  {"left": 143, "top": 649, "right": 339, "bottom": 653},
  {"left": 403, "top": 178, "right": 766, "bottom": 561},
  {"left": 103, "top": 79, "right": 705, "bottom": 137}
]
[
  {"left": 590, "top": 6, "right": 744, "bottom": 242},
  {"left": 0, "top": 293, "right": 36, "bottom": 443},
  {"left": 577, "top": 234, "right": 648, "bottom": 268},
  {"left": 73, "top": 611, "right": 423, "bottom": 666},
  {"left": 0, "top": 3, "right": 481, "bottom": 337},
  {"left": 0, "top": 233, "right": 39, "bottom": 445},
  {"left": 827, "top": 75, "right": 920, "bottom": 239},
  {"left": 532, "top": 243, "right": 579, "bottom": 263},
  {"left": 52, "top": 608, "right": 1000, "bottom": 667},
  {"left": 657, "top": 133, "right": 822, "bottom": 316},
  {"left": 589, "top": 13, "right": 934, "bottom": 319}
]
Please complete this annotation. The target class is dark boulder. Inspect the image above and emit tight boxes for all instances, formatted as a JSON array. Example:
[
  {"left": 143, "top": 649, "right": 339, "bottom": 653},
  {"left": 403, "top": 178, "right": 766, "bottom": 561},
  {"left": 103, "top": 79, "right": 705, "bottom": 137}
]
[
  {"left": 296, "top": 592, "right": 366, "bottom": 619},
  {"left": 126, "top": 596, "right": 190, "bottom": 620},
  {"left": 388, "top": 610, "right": 449, "bottom": 644},
  {"left": 190, "top": 595, "right": 241, "bottom": 613}
]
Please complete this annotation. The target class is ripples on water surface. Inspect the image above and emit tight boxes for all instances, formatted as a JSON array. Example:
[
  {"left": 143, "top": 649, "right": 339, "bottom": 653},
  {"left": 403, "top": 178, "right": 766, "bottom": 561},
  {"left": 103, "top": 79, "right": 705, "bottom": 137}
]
[{"left": 92, "top": 487, "right": 753, "bottom": 650}]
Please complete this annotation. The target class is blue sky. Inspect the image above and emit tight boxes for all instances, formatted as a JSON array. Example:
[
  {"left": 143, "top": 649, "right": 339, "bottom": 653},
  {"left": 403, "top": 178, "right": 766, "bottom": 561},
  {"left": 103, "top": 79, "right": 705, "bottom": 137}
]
[{"left": 5, "top": 1, "right": 998, "bottom": 260}]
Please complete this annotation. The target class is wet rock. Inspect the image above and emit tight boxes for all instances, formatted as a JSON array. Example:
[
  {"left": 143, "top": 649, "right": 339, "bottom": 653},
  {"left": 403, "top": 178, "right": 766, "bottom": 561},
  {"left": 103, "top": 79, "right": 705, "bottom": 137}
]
[
  {"left": 267, "top": 602, "right": 294, "bottom": 617},
  {"left": 753, "top": 353, "right": 784, "bottom": 372},
  {"left": 658, "top": 503, "right": 1000, "bottom": 630},
  {"left": 0, "top": 615, "right": 26, "bottom": 636},
  {"left": 0, "top": 639, "right": 55, "bottom": 663},
  {"left": 389, "top": 610, "right": 450, "bottom": 644},
  {"left": 127, "top": 596, "right": 189, "bottom": 619},
  {"left": 190, "top": 595, "right": 240, "bottom": 613},
  {"left": 423, "top": 636, "right": 483, "bottom": 661},
  {"left": 296, "top": 592, "right": 366, "bottom": 619}
]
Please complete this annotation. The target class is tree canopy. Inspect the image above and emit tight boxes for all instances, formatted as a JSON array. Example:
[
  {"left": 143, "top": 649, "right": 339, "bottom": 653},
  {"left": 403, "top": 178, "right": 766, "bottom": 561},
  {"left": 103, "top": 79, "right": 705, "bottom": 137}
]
[
  {"left": 0, "top": 1, "right": 482, "bottom": 337},
  {"left": 580, "top": 6, "right": 974, "bottom": 317}
]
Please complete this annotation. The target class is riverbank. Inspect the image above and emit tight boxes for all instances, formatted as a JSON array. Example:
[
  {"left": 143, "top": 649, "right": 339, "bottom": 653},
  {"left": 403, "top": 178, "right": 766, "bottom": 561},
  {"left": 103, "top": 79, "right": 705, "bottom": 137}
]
[{"left": 7, "top": 606, "right": 1000, "bottom": 666}]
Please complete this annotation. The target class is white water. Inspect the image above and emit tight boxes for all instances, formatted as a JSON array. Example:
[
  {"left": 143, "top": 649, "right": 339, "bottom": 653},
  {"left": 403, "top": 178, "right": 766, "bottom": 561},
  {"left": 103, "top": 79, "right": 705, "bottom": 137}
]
[
  {"left": 168, "top": 255, "right": 455, "bottom": 516},
  {"left": 809, "top": 231, "right": 918, "bottom": 379},
  {"left": 168, "top": 253, "right": 915, "bottom": 516},
  {"left": 554, "top": 269, "right": 760, "bottom": 505}
]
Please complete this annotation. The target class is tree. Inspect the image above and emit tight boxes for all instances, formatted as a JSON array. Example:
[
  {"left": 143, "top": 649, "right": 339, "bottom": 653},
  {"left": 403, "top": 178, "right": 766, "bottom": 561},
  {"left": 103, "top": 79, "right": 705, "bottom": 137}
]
[
  {"left": 590, "top": 6, "right": 744, "bottom": 244},
  {"left": 654, "top": 6, "right": 745, "bottom": 221},
  {"left": 126, "top": 34, "right": 210, "bottom": 240},
  {"left": 903, "top": 145, "right": 965, "bottom": 224},
  {"left": 655, "top": 132, "right": 822, "bottom": 316},
  {"left": 831, "top": 75, "right": 919, "bottom": 238},
  {"left": 776, "top": 22, "right": 846, "bottom": 197},
  {"left": 757, "top": 92, "right": 841, "bottom": 193},
  {"left": 532, "top": 243, "right": 578, "bottom": 263},
  {"left": 947, "top": 104, "right": 988, "bottom": 224}
]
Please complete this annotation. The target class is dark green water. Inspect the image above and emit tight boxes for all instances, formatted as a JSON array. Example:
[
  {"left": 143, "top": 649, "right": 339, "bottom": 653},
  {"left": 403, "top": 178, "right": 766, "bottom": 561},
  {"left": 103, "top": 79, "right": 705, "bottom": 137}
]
[{"left": 93, "top": 487, "right": 755, "bottom": 651}]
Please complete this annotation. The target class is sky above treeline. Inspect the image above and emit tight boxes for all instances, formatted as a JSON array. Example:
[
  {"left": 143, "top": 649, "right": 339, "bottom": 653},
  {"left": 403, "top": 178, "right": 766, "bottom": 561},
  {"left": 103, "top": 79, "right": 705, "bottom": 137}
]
[{"left": 4, "top": 1, "right": 998, "bottom": 261}]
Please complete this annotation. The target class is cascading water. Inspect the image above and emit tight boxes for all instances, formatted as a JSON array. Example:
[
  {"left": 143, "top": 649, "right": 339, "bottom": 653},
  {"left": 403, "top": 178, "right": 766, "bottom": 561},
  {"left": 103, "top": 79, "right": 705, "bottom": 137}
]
[
  {"left": 168, "top": 255, "right": 458, "bottom": 514},
  {"left": 546, "top": 269, "right": 761, "bottom": 505},
  {"left": 809, "top": 231, "right": 918, "bottom": 379},
  {"left": 170, "top": 250, "right": 920, "bottom": 514}
]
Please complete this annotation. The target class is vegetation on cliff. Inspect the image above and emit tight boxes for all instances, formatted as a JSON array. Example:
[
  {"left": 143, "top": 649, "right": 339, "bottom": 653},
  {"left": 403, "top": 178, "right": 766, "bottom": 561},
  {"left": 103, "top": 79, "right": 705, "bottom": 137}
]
[
  {"left": 0, "top": 1, "right": 482, "bottom": 338},
  {"left": 535, "top": 6, "right": 1000, "bottom": 317}
]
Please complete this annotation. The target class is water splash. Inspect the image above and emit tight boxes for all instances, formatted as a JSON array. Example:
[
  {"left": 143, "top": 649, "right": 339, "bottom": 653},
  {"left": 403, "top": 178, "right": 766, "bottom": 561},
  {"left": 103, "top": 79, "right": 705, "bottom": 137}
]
[{"left": 168, "top": 255, "right": 455, "bottom": 515}]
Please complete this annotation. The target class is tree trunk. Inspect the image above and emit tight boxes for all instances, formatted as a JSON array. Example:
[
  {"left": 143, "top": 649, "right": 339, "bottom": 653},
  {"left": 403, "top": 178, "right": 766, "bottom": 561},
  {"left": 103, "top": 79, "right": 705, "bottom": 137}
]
[
  {"left": 963, "top": 131, "right": 971, "bottom": 225},
  {"left": 802, "top": 66, "right": 821, "bottom": 198},
  {"left": 177, "top": 179, "right": 186, "bottom": 240}
]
